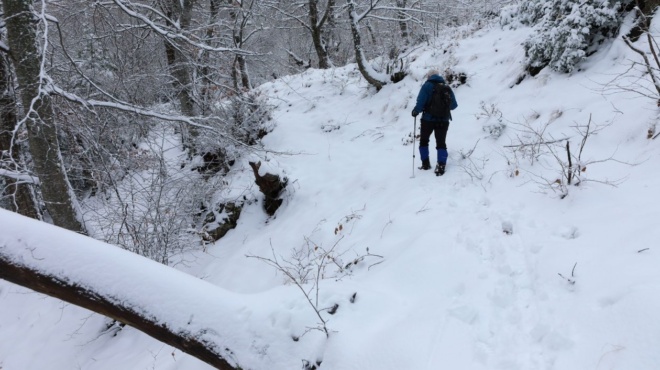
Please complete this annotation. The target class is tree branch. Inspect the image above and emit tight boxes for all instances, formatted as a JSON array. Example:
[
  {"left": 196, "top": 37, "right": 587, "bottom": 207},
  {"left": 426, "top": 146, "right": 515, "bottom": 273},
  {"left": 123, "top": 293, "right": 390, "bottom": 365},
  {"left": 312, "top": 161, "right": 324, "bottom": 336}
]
[{"left": 622, "top": 35, "right": 660, "bottom": 96}]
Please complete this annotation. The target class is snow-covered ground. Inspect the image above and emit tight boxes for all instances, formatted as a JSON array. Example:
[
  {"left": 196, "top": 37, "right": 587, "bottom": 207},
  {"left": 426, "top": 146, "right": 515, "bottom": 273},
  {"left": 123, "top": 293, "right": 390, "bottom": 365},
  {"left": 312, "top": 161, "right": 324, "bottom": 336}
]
[{"left": 2, "top": 19, "right": 660, "bottom": 370}]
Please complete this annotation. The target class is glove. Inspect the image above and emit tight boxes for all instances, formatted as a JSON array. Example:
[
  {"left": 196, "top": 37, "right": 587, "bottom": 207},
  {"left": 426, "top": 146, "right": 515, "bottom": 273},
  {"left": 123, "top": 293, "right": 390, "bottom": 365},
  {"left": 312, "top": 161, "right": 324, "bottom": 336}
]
[{"left": 412, "top": 109, "right": 419, "bottom": 117}]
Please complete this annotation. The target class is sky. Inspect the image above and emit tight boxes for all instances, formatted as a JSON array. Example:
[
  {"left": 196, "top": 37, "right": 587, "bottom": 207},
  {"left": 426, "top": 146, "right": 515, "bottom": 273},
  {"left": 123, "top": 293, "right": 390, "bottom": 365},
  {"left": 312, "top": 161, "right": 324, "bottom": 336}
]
[{"left": 2, "top": 16, "right": 660, "bottom": 370}]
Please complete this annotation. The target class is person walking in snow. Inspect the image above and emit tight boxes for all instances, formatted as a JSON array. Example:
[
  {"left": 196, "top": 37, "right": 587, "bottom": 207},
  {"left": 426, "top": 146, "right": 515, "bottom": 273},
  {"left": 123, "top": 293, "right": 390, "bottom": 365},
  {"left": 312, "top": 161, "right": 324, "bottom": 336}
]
[{"left": 412, "top": 70, "right": 458, "bottom": 176}]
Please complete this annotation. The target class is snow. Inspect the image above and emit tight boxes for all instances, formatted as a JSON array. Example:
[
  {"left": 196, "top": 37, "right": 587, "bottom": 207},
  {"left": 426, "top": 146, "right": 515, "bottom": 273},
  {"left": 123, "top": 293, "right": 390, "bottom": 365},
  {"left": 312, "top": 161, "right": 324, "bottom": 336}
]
[{"left": 3, "top": 19, "right": 660, "bottom": 370}]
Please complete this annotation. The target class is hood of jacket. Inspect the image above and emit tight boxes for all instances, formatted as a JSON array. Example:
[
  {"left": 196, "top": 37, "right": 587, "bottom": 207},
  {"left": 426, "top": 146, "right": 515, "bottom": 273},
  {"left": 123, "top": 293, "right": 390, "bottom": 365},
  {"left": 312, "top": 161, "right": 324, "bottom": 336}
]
[{"left": 428, "top": 74, "right": 446, "bottom": 84}]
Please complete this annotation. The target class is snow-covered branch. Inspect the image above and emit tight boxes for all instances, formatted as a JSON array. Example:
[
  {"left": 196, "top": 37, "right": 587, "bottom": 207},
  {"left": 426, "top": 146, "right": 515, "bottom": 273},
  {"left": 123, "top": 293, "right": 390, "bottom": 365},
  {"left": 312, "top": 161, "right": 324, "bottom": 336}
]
[
  {"left": 0, "top": 169, "right": 40, "bottom": 185},
  {"left": 108, "top": 0, "right": 249, "bottom": 54}
]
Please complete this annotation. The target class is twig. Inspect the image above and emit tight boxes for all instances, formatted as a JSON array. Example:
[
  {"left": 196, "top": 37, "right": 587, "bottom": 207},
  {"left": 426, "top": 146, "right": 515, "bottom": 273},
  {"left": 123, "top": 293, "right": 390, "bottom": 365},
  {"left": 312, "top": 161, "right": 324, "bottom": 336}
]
[
  {"left": 416, "top": 198, "right": 431, "bottom": 214},
  {"left": 558, "top": 273, "right": 575, "bottom": 285},
  {"left": 247, "top": 233, "right": 383, "bottom": 338},
  {"left": 380, "top": 215, "right": 393, "bottom": 238},
  {"left": 247, "top": 241, "right": 330, "bottom": 337},
  {"left": 577, "top": 114, "right": 592, "bottom": 160},
  {"left": 558, "top": 262, "right": 577, "bottom": 285},
  {"left": 368, "top": 260, "right": 384, "bottom": 271},
  {"left": 459, "top": 139, "right": 481, "bottom": 159},
  {"left": 503, "top": 137, "right": 569, "bottom": 148},
  {"left": 566, "top": 141, "right": 573, "bottom": 185}
]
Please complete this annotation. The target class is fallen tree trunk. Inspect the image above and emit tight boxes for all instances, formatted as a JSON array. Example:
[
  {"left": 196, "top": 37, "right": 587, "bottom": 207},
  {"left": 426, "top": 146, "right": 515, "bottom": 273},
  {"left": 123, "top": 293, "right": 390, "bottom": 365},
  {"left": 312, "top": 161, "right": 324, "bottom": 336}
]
[
  {"left": 0, "top": 209, "right": 249, "bottom": 370},
  {"left": 0, "top": 259, "right": 237, "bottom": 370}
]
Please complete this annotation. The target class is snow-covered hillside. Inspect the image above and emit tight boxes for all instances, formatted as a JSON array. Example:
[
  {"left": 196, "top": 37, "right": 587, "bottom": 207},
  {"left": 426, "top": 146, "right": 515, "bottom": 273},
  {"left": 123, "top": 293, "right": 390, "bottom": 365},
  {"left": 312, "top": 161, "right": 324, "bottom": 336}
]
[{"left": 2, "top": 19, "right": 660, "bottom": 370}]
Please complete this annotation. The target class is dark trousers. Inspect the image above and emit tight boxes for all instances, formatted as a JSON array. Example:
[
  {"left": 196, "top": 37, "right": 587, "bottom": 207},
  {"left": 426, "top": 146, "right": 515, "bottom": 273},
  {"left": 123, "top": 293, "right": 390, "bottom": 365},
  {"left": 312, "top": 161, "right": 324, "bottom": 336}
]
[{"left": 420, "top": 119, "right": 449, "bottom": 149}]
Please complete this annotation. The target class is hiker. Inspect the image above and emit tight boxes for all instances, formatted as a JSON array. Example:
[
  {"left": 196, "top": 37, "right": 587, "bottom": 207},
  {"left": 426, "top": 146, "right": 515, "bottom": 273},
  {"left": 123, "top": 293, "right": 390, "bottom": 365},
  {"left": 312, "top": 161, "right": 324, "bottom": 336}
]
[{"left": 411, "top": 70, "right": 458, "bottom": 176}]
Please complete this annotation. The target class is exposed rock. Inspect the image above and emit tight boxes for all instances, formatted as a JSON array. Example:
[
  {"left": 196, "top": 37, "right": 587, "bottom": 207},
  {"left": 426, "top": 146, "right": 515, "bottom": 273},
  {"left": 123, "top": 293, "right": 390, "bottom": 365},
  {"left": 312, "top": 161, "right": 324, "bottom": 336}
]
[
  {"left": 202, "top": 202, "right": 242, "bottom": 242},
  {"left": 195, "top": 149, "right": 234, "bottom": 176},
  {"left": 445, "top": 69, "right": 468, "bottom": 87}
]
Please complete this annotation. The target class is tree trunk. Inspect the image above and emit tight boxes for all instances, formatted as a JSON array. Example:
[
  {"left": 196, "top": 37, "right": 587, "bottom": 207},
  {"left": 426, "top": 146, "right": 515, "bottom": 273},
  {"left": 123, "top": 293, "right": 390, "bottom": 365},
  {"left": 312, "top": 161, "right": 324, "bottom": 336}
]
[
  {"left": 237, "top": 55, "right": 251, "bottom": 89},
  {"left": 309, "top": 0, "right": 332, "bottom": 69},
  {"left": 396, "top": 0, "right": 409, "bottom": 40},
  {"left": 0, "top": 44, "right": 40, "bottom": 219},
  {"left": 640, "top": 0, "right": 660, "bottom": 12},
  {"left": 167, "top": 41, "right": 196, "bottom": 118},
  {"left": 228, "top": 0, "right": 252, "bottom": 90},
  {"left": 322, "top": 0, "right": 339, "bottom": 60},
  {"left": 162, "top": 0, "right": 198, "bottom": 150},
  {"left": 2, "top": 0, "right": 85, "bottom": 233},
  {"left": 199, "top": 0, "right": 221, "bottom": 114},
  {"left": 171, "top": 0, "right": 196, "bottom": 118},
  {"left": 346, "top": 0, "right": 386, "bottom": 91}
]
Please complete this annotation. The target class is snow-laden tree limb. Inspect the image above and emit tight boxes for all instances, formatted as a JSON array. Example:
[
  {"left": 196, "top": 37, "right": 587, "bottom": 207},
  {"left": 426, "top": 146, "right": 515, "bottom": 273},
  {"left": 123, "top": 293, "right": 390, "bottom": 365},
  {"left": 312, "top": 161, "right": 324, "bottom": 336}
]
[
  {"left": 0, "top": 169, "right": 40, "bottom": 184},
  {"left": 109, "top": 0, "right": 251, "bottom": 55},
  {"left": 48, "top": 84, "right": 259, "bottom": 150}
]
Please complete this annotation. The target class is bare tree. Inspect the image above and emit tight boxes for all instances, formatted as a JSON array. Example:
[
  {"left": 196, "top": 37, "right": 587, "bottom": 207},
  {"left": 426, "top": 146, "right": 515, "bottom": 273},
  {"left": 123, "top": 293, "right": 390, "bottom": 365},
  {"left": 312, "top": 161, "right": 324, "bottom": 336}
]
[
  {"left": 346, "top": 0, "right": 389, "bottom": 90},
  {"left": 0, "top": 32, "right": 40, "bottom": 219},
  {"left": 395, "top": 0, "right": 410, "bottom": 41},
  {"left": 225, "top": 0, "right": 259, "bottom": 89},
  {"left": 158, "top": 0, "right": 199, "bottom": 150},
  {"left": 102, "top": 0, "right": 260, "bottom": 152},
  {"left": 264, "top": 0, "right": 337, "bottom": 69},
  {"left": 2, "top": 0, "right": 86, "bottom": 233},
  {"left": 309, "top": 0, "right": 337, "bottom": 68},
  {"left": 615, "top": 3, "right": 660, "bottom": 138},
  {"left": 199, "top": 0, "right": 223, "bottom": 113},
  {"left": 622, "top": 5, "right": 660, "bottom": 98}
]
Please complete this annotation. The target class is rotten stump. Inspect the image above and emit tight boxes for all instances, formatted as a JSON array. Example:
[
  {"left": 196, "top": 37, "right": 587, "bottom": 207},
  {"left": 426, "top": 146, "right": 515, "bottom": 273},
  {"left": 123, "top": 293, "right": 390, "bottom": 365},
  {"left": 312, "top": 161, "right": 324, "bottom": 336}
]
[{"left": 248, "top": 161, "right": 287, "bottom": 216}]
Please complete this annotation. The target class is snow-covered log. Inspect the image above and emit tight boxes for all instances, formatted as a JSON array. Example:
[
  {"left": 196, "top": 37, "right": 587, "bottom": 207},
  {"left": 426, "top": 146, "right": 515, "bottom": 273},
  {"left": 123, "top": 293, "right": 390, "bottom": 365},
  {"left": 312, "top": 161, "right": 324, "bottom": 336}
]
[{"left": 0, "top": 209, "right": 244, "bottom": 370}]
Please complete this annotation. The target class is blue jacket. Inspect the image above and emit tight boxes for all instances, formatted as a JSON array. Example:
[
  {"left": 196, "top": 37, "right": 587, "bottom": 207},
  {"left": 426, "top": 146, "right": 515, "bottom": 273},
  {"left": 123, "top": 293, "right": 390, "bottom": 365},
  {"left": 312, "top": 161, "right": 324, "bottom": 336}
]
[{"left": 414, "top": 75, "right": 458, "bottom": 122}]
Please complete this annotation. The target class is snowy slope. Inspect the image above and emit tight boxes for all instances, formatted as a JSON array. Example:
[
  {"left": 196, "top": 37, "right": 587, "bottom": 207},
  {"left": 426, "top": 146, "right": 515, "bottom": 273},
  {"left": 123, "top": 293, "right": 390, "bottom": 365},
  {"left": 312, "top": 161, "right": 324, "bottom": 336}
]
[{"left": 2, "top": 20, "right": 660, "bottom": 370}]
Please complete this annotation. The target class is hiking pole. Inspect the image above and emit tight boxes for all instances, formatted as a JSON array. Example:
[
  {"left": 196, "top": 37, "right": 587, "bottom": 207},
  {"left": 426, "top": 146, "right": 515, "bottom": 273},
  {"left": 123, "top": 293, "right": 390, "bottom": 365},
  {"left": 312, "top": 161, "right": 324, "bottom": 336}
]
[{"left": 412, "top": 116, "right": 416, "bottom": 178}]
